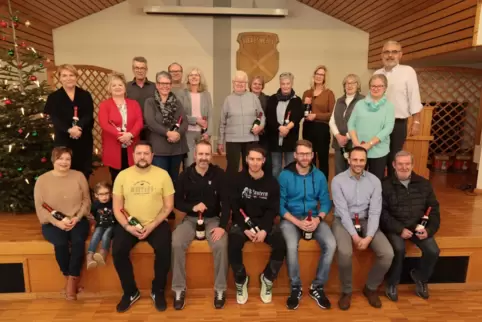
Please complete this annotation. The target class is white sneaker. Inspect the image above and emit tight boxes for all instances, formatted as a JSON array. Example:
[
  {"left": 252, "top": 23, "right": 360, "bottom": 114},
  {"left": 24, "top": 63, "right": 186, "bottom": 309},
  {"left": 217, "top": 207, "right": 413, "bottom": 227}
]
[
  {"left": 260, "top": 273, "right": 273, "bottom": 304},
  {"left": 235, "top": 276, "right": 249, "bottom": 304}
]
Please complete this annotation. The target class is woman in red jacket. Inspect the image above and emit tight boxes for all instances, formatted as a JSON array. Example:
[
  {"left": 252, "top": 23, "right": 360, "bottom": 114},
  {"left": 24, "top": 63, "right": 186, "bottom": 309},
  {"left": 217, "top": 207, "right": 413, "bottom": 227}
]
[{"left": 98, "top": 73, "right": 144, "bottom": 182}]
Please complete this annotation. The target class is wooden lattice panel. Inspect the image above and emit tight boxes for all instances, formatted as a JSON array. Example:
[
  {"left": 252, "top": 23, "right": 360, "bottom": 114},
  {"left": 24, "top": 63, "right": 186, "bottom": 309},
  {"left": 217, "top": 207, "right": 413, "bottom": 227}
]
[
  {"left": 416, "top": 67, "right": 482, "bottom": 159},
  {"left": 47, "top": 65, "right": 122, "bottom": 154}
]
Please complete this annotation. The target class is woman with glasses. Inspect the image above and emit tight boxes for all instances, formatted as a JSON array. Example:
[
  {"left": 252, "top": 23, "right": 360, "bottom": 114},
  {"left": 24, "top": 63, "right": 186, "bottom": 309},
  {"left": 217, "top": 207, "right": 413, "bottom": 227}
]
[
  {"left": 329, "top": 74, "right": 365, "bottom": 175},
  {"left": 348, "top": 74, "right": 395, "bottom": 180},
  {"left": 249, "top": 75, "right": 271, "bottom": 171},
  {"left": 178, "top": 67, "right": 213, "bottom": 167},
  {"left": 302, "top": 65, "right": 336, "bottom": 180},
  {"left": 144, "top": 71, "right": 188, "bottom": 182}
]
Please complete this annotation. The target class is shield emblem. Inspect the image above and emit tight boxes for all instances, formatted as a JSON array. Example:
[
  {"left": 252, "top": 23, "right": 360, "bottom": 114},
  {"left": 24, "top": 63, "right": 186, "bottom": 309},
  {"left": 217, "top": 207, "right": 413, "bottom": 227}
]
[{"left": 236, "top": 32, "right": 279, "bottom": 83}]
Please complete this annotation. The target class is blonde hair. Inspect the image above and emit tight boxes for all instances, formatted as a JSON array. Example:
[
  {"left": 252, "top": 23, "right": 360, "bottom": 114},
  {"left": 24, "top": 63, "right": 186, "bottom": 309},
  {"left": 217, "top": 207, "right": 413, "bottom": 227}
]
[
  {"left": 279, "top": 72, "right": 294, "bottom": 83},
  {"left": 185, "top": 67, "right": 208, "bottom": 92},
  {"left": 56, "top": 64, "right": 78, "bottom": 78},
  {"left": 310, "top": 65, "right": 327, "bottom": 90},
  {"left": 232, "top": 70, "right": 248, "bottom": 91},
  {"left": 249, "top": 75, "right": 265, "bottom": 91},
  {"left": 342, "top": 74, "right": 362, "bottom": 93},
  {"left": 107, "top": 72, "right": 127, "bottom": 95}
]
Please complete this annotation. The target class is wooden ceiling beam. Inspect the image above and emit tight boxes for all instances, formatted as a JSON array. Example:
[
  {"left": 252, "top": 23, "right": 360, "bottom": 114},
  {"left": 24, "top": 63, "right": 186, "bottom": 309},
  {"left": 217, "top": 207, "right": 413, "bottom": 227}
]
[{"left": 344, "top": 0, "right": 385, "bottom": 28}]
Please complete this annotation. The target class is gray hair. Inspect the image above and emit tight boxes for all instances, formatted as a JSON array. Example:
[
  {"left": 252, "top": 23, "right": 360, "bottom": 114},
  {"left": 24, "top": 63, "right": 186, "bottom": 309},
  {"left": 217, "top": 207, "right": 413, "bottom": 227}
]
[
  {"left": 155, "top": 71, "right": 172, "bottom": 83},
  {"left": 279, "top": 72, "right": 294, "bottom": 83},
  {"left": 369, "top": 74, "right": 388, "bottom": 88},
  {"left": 383, "top": 40, "right": 402, "bottom": 51},
  {"left": 394, "top": 150, "right": 414, "bottom": 163},
  {"left": 342, "top": 74, "right": 361, "bottom": 93},
  {"left": 168, "top": 62, "right": 183, "bottom": 72},
  {"left": 132, "top": 56, "right": 147, "bottom": 65}
]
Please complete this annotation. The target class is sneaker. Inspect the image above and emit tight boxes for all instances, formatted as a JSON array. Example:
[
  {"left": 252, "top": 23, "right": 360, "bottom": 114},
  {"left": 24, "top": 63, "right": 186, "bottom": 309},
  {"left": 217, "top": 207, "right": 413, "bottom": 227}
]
[
  {"left": 235, "top": 276, "right": 249, "bottom": 304},
  {"left": 362, "top": 285, "right": 382, "bottom": 308},
  {"left": 338, "top": 293, "right": 352, "bottom": 311},
  {"left": 116, "top": 290, "right": 140, "bottom": 313},
  {"left": 173, "top": 290, "right": 186, "bottom": 310},
  {"left": 385, "top": 284, "right": 398, "bottom": 302},
  {"left": 286, "top": 286, "right": 302, "bottom": 310},
  {"left": 151, "top": 290, "right": 167, "bottom": 311},
  {"left": 259, "top": 273, "right": 273, "bottom": 304},
  {"left": 410, "top": 269, "right": 429, "bottom": 299},
  {"left": 214, "top": 290, "right": 226, "bottom": 309},
  {"left": 309, "top": 284, "right": 331, "bottom": 309}
]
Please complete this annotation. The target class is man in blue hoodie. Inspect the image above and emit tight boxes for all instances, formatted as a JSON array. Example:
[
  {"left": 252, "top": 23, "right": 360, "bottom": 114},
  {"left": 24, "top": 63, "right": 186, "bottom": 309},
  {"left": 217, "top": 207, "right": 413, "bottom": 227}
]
[{"left": 278, "top": 139, "right": 336, "bottom": 310}]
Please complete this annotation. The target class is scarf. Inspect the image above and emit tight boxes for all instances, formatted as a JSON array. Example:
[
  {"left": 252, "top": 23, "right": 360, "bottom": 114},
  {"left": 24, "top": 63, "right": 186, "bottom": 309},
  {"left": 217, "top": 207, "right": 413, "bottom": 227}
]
[
  {"left": 364, "top": 94, "right": 387, "bottom": 112},
  {"left": 276, "top": 88, "right": 296, "bottom": 102},
  {"left": 155, "top": 90, "right": 178, "bottom": 127}
]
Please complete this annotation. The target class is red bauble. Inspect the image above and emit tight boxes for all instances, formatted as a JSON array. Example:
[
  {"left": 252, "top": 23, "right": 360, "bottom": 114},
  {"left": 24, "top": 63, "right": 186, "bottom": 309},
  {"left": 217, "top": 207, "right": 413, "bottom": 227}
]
[
  {"left": 4, "top": 99, "right": 12, "bottom": 105},
  {"left": 0, "top": 20, "right": 7, "bottom": 28},
  {"left": 12, "top": 22, "right": 18, "bottom": 28},
  {"left": 30, "top": 75, "right": 37, "bottom": 81},
  {"left": 18, "top": 128, "right": 23, "bottom": 134},
  {"left": 1, "top": 35, "right": 5, "bottom": 41},
  {"left": 20, "top": 41, "right": 26, "bottom": 47},
  {"left": 41, "top": 157, "right": 47, "bottom": 163}
]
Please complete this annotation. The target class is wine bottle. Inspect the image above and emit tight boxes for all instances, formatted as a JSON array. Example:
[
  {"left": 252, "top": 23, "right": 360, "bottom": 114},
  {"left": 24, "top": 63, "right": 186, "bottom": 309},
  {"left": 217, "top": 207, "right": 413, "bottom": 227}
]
[
  {"left": 170, "top": 115, "right": 182, "bottom": 132},
  {"left": 341, "top": 140, "right": 353, "bottom": 160},
  {"left": 250, "top": 110, "right": 262, "bottom": 134},
  {"left": 415, "top": 206, "right": 432, "bottom": 234},
  {"left": 284, "top": 111, "right": 291, "bottom": 125},
  {"left": 120, "top": 208, "right": 144, "bottom": 230},
  {"left": 354, "top": 213, "right": 362, "bottom": 237},
  {"left": 304, "top": 104, "right": 311, "bottom": 117},
  {"left": 72, "top": 106, "right": 79, "bottom": 127},
  {"left": 195, "top": 211, "right": 206, "bottom": 240},
  {"left": 109, "top": 120, "right": 122, "bottom": 132},
  {"left": 302, "top": 210, "right": 313, "bottom": 240},
  {"left": 200, "top": 116, "right": 208, "bottom": 135},
  {"left": 239, "top": 208, "right": 260, "bottom": 234},
  {"left": 42, "top": 202, "right": 70, "bottom": 222}
]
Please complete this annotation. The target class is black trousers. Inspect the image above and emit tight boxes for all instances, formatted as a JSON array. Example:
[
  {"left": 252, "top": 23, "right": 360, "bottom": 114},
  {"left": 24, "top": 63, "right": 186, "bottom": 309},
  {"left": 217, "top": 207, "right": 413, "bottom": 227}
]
[
  {"left": 387, "top": 119, "right": 407, "bottom": 177},
  {"left": 109, "top": 147, "right": 129, "bottom": 183},
  {"left": 112, "top": 221, "right": 172, "bottom": 296},
  {"left": 225, "top": 142, "right": 254, "bottom": 175},
  {"left": 228, "top": 223, "right": 286, "bottom": 284},
  {"left": 367, "top": 155, "right": 388, "bottom": 181},
  {"left": 385, "top": 233, "right": 440, "bottom": 285},
  {"left": 41, "top": 218, "right": 90, "bottom": 277},
  {"left": 303, "top": 122, "right": 331, "bottom": 179}
]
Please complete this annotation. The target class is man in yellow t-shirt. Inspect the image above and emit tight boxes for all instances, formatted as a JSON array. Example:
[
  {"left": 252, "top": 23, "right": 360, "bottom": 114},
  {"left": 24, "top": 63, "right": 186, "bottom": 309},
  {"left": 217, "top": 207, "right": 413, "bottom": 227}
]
[{"left": 112, "top": 141, "right": 174, "bottom": 313}]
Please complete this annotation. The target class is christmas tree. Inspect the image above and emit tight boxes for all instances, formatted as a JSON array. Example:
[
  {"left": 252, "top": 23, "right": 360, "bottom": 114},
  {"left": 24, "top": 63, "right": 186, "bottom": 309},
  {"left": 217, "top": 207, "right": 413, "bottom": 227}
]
[{"left": 0, "top": 4, "right": 54, "bottom": 213}]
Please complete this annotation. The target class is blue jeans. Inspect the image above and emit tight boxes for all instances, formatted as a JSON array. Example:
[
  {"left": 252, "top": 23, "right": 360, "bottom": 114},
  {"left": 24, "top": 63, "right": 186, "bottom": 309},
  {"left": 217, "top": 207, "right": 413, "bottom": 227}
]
[
  {"left": 271, "top": 152, "right": 295, "bottom": 178},
  {"left": 152, "top": 155, "right": 183, "bottom": 183},
  {"left": 280, "top": 219, "right": 336, "bottom": 288},
  {"left": 87, "top": 226, "right": 114, "bottom": 253}
]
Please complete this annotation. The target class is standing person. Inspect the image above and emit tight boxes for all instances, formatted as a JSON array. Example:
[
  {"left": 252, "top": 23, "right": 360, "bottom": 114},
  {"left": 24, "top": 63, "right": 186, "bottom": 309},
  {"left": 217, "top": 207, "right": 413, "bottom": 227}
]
[
  {"left": 348, "top": 74, "right": 395, "bottom": 181},
  {"left": 249, "top": 75, "right": 271, "bottom": 171},
  {"left": 98, "top": 73, "right": 144, "bottom": 183},
  {"left": 265, "top": 72, "right": 303, "bottom": 178},
  {"left": 217, "top": 70, "right": 264, "bottom": 175},
  {"left": 228, "top": 145, "right": 286, "bottom": 305},
  {"left": 374, "top": 40, "right": 423, "bottom": 176},
  {"left": 172, "top": 140, "right": 230, "bottom": 310},
  {"left": 382, "top": 151, "right": 440, "bottom": 301},
  {"left": 112, "top": 141, "right": 174, "bottom": 313},
  {"left": 278, "top": 140, "right": 336, "bottom": 310},
  {"left": 177, "top": 67, "right": 213, "bottom": 167},
  {"left": 44, "top": 64, "right": 94, "bottom": 180},
  {"left": 329, "top": 74, "right": 365, "bottom": 175},
  {"left": 168, "top": 62, "right": 185, "bottom": 96},
  {"left": 302, "top": 65, "right": 335, "bottom": 179},
  {"left": 331, "top": 147, "right": 394, "bottom": 310}
]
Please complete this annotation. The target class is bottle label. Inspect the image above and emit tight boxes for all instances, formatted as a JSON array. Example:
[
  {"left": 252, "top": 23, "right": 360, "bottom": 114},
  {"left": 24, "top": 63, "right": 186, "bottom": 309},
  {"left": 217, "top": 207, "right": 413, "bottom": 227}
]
[{"left": 196, "top": 231, "right": 206, "bottom": 239}]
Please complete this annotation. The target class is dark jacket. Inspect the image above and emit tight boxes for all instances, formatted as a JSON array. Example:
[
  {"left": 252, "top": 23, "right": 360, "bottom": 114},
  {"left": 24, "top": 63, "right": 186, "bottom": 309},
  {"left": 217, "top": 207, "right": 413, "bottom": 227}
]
[
  {"left": 331, "top": 92, "right": 365, "bottom": 150},
  {"left": 175, "top": 163, "right": 230, "bottom": 229},
  {"left": 91, "top": 200, "right": 116, "bottom": 228},
  {"left": 265, "top": 94, "right": 303, "bottom": 152},
  {"left": 380, "top": 172, "right": 440, "bottom": 237},
  {"left": 230, "top": 170, "right": 280, "bottom": 233}
]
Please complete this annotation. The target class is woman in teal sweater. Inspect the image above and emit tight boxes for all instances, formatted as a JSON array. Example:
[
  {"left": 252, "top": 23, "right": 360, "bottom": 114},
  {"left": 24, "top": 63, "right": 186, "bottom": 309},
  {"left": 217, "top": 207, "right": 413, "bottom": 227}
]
[{"left": 348, "top": 74, "right": 395, "bottom": 180}]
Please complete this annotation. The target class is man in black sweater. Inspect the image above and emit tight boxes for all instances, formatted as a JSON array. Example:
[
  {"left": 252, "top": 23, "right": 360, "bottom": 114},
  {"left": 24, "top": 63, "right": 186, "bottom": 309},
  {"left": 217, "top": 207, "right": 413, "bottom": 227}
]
[
  {"left": 172, "top": 140, "right": 230, "bottom": 310},
  {"left": 381, "top": 150, "right": 440, "bottom": 301},
  {"left": 228, "top": 145, "right": 286, "bottom": 305}
]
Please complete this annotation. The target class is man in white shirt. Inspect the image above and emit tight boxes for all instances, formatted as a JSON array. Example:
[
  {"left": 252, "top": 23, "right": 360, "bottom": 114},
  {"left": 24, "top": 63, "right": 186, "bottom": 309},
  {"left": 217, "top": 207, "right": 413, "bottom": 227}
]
[{"left": 374, "top": 40, "right": 423, "bottom": 177}]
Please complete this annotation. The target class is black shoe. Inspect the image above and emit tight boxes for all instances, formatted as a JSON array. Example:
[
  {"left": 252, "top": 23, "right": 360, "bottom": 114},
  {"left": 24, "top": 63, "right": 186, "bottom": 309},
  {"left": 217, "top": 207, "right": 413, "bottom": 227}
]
[
  {"left": 116, "top": 290, "right": 140, "bottom": 313},
  {"left": 214, "top": 290, "right": 226, "bottom": 309},
  {"left": 286, "top": 286, "right": 302, "bottom": 310},
  {"left": 385, "top": 284, "right": 398, "bottom": 302},
  {"left": 151, "top": 290, "right": 167, "bottom": 311},
  {"left": 173, "top": 290, "right": 186, "bottom": 310},
  {"left": 410, "top": 269, "right": 429, "bottom": 299},
  {"left": 309, "top": 284, "right": 331, "bottom": 309}
]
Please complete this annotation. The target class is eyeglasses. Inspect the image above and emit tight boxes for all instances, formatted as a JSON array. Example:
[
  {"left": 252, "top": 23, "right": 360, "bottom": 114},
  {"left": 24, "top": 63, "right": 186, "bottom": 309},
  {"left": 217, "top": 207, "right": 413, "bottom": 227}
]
[
  {"left": 382, "top": 50, "right": 400, "bottom": 56},
  {"left": 315, "top": 73, "right": 325, "bottom": 77},
  {"left": 189, "top": 74, "right": 200, "bottom": 77},
  {"left": 370, "top": 85, "right": 385, "bottom": 89},
  {"left": 295, "top": 152, "right": 313, "bottom": 158},
  {"left": 133, "top": 67, "right": 146, "bottom": 71},
  {"left": 346, "top": 81, "right": 357, "bottom": 86},
  {"left": 96, "top": 192, "right": 110, "bottom": 196},
  {"left": 169, "top": 70, "right": 182, "bottom": 74},
  {"left": 157, "top": 82, "right": 172, "bottom": 86}
]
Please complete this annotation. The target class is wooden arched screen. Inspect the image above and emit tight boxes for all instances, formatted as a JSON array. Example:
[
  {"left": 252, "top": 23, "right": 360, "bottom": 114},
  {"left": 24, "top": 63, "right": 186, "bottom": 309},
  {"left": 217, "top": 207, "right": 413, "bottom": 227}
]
[
  {"left": 415, "top": 67, "right": 482, "bottom": 162},
  {"left": 46, "top": 65, "right": 122, "bottom": 154}
]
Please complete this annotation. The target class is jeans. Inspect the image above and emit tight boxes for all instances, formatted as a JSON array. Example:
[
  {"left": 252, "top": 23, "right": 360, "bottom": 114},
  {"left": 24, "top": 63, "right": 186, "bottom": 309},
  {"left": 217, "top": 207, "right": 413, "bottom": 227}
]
[
  {"left": 334, "top": 149, "right": 349, "bottom": 175},
  {"left": 172, "top": 216, "right": 228, "bottom": 292},
  {"left": 112, "top": 221, "right": 172, "bottom": 296},
  {"left": 271, "top": 152, "right": 295, "bottom": 178},
  {"left": 280, "top": 219, "right": 336, "bottom": 288},
  {"left": 331, "top": 217, "right": 394, "bottom": 293},
  {"left": 152, "top": 154, "right": 183, "bottom": 183},
  {"left": 225, "top": 142, "right": 253, "bottom": 175},
  {"left": 303, "top": 122, "right": 331, "bottom": 179},
  {"left": 367, "top": 155, "right": 388, "bottom": 181},
  {"left": 228, "top": 223, "right": 286, "bottom": 284},
  {"left": 385, "top": 233, "right": 440, "bottom": 285},
  {"left": 41, "top": 218, "right": 90, "bottom": 276},
  {"left": 87, "top": 226, "right": 114, "bottom": 253}
]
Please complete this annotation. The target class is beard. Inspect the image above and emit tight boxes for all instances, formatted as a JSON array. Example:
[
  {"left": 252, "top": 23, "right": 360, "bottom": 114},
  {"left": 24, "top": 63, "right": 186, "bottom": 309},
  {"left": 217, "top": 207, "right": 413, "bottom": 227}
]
[{"left": 135, "top": 160, "right": 150, "bottom": 169}]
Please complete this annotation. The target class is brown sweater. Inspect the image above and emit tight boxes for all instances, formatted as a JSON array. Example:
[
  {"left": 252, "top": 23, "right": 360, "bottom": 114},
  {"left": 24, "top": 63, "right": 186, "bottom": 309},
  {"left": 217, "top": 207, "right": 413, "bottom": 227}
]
[
  {"left": 302, "top": 88, "right": 336, "bottom": 123},
  {"left": 34, "top": 170, "right": 91, "bottom": 224}
]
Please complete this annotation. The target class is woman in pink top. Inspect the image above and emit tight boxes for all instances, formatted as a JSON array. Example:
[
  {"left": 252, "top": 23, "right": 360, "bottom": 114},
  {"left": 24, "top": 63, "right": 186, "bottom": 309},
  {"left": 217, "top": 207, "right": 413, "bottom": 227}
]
[{"left": 177, "top": 67, "right": 213, "bottom": 167}]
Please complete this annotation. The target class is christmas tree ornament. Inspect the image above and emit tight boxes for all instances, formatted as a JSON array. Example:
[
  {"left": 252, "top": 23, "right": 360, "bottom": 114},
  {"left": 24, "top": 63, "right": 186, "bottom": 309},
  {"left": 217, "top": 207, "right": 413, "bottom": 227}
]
[
  {"left": 18, "top": 128, "right": 23, "bottom": 134},
  {"left": 12, "top": 22, "right": 18, "bottom": 28},
  {"left": 7, "top": 49, "right": 14, "bottom": 56},
  {"left": 12, "top": 16, "right": 19, "bottom": 22},
  {"left": 25, "top": 178, "right": 30, "bottom": 184},
  {"left": 39, "top": 63, "right": 43, "bottom": 68},
  {"left": 32, "top": 131, "right": 38, "bottom": 136},
  {"left": 0, "top": 20, "right": 7, "bottom": 28},
  {"left": 41, "top": 157, "right": 47, "bottom": 163},
  {"left": 20, "top": 41, "right": 26, "bottom": 47},
  {"left": 30, "top": 75, "right": 37, "bottom": 81},
  {"left": 0, "top": 172, "right": 2, "bottom": 178},
  {"left": 1, "top": 35, "right": 6, "bottom": 41},
  {"left": 24, "top": 20, "right": 31, "bottom": 27},
  {"left": 17, "top": 167, "right": 23, "bottom": 172},
  {"left": 34, "top": 176, "right": 39, "bottom": 181},
  {"left": 4, "top": 98, "right": 11, "bottom": 104}
]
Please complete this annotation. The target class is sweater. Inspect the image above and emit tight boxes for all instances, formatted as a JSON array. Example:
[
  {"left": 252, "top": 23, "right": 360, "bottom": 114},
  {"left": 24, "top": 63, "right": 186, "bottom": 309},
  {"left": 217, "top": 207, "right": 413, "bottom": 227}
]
[
  {"left": 230, "top": 170, "right": 280, "bottom": 234},
  {"left": 174, "top": 163, "right": 230, "bottom": 229},
  {"left": 301, "top": 88, "right": 336, "bottom": 123},
  {"left": 177, "top": 89, "right": 214, "bottom": 136},
  {"left": 218, "top": 91, "right": 264, "bottom": 144},
  {"left": 91, "top": 200, "right": 116, "bottom": 228},
  {"left": 34, "top": 170, "right": 91, "bottom": 224}
]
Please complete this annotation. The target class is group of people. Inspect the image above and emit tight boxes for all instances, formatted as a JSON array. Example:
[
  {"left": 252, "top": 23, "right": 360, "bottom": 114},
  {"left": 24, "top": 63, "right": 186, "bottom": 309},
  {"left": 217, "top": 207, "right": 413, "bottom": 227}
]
[{"left": 33, "top": 39, "right": 442, "bottom": 313}]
